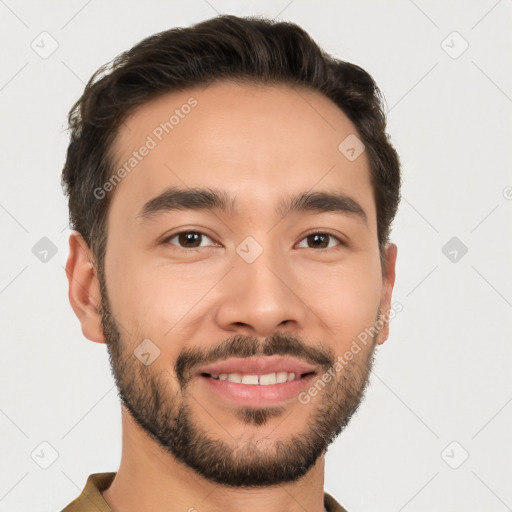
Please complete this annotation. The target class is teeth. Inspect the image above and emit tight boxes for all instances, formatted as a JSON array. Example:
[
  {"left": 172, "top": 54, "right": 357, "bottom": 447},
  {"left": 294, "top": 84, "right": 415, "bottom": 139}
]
[
  {"left": 209, "top": 371, "right": 300, "bottom": 385},
  {"left": 259, "top": 373, "right": 277, "bottom": 385},
  {"left": 241, "top": 374, "right": 259, "bottom": 385},
  {"left": 276, "top": 371, "right": 288, "bottom": 383}
]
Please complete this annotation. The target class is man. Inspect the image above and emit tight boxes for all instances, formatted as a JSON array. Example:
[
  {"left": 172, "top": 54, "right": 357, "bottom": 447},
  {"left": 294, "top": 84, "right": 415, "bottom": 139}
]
[{"left": 61, "top": 13, "right": 400, "bottom": 512}]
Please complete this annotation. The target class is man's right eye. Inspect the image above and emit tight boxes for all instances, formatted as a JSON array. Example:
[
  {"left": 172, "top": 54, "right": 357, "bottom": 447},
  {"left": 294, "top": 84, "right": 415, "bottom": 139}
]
[{"left": 163, "top": 231, "right": 217, "bottom": 249}]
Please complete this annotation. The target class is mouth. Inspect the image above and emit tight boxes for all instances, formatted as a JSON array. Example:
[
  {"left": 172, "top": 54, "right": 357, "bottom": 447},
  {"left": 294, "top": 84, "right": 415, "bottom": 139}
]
[
  {"left": 195, "top": 356, "right": 318, "bottom": 406},
  {"left": 200, "top": 370, "right": 316, "bottom": 385}
]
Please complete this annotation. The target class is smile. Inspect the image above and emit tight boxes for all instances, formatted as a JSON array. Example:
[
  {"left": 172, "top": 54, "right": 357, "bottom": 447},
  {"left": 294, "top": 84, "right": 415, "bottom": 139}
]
[
  {"left": 202, "top": 371, "right": 315, "bottom": 385},
  {"left": 199, "top": 370, "right": 317, "bottom": 406}
]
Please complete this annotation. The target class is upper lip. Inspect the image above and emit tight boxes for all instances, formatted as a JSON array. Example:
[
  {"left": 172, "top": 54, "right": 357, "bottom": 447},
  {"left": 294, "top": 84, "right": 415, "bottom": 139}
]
[{"left": 196, "top": 356, "right": 318, "bottom": 377}]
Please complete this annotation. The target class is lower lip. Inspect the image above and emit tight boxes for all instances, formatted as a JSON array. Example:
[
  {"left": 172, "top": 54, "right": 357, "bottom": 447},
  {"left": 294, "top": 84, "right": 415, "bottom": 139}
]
[{"left": 199, "top": 374, "right": 316, "bottom": 407}]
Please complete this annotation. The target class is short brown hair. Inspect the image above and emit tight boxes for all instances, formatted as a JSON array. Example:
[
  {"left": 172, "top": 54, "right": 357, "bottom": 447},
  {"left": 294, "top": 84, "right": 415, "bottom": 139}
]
[{"left": 61, "top": 14, "right": 401, "bottom": 269}]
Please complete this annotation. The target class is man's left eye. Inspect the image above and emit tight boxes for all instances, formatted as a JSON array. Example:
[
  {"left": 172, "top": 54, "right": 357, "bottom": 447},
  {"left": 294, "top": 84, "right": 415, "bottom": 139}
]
[{"left": 296, "top": 233, "right": 343, "bottom": 250}]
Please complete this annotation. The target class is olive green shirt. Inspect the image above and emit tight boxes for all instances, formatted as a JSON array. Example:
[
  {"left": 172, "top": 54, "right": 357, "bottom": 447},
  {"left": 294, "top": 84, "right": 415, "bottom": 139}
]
[{"left": 61, "top": 472, "right": 348, "bottom": 512}]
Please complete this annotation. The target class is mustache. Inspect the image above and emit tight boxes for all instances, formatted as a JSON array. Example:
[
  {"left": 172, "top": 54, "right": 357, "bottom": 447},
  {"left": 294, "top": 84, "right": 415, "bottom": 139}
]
[{"left": 175, "top": 332, "right": 335, "bottom": 389}]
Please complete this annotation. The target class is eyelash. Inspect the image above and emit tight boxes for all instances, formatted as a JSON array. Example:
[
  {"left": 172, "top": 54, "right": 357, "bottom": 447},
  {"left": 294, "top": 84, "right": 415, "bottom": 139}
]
[{"left": 162, "top": 230, "right": 346, "bottom": 251}]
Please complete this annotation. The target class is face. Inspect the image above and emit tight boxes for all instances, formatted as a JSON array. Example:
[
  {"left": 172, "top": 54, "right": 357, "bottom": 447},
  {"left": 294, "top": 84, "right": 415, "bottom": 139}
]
[{"left": 93, "top": 81, "right": 396, "bottom": 486}]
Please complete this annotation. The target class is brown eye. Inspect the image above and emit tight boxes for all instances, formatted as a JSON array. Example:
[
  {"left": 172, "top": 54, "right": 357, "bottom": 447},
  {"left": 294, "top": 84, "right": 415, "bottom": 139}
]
[
  {"left": 297, "top": 233, "right": 342, "bottom": 249},
  {"left": 165, "top": 231, "right": 214, "bottom": 249}
]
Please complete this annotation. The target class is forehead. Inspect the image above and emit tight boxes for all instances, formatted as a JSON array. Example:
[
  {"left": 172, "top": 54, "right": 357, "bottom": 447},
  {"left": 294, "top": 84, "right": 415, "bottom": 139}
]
[{"left": 108, "top": 81, "right": 375, "bottom": 225}]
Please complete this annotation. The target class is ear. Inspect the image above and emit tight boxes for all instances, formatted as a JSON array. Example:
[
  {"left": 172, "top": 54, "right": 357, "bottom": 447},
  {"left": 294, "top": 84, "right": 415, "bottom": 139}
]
[
  {"left": 375, "top": 243, "right": 398, "bottom": 345},
  {"left": 65, "top": 231, "right": 106, "bottom": 344}
]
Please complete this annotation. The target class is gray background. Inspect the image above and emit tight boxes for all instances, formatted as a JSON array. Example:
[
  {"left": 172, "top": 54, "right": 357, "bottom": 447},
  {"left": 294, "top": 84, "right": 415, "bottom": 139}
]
[{"left": 0, "top": 1, "right": 511, "bottom": 511}]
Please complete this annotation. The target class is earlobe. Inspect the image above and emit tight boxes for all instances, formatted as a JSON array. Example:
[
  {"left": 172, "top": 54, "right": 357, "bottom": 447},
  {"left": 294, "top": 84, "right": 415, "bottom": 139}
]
[
  {"left": 376, "top": 243, "right": 398, "bottom": 345},
  {"left": 65, "top": 231, "right": 106, "bottom": 344}
]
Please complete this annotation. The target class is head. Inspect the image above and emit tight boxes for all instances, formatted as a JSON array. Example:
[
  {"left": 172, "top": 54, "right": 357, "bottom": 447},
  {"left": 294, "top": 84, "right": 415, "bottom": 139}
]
[{"left": 63, "top": 15, "right": 400, "bottom": 487}]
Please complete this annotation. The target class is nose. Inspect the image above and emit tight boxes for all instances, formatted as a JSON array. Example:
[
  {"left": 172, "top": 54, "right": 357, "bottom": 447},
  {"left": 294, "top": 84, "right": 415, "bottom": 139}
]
[{"left": 214, "top": 244, "right": 309, "bottom": 338}]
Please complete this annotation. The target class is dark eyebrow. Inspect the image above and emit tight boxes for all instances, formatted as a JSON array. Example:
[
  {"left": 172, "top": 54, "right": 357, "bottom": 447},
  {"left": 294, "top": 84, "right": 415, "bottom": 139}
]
[
  {"left": 138, "top": 186, "right": 237, "bottom": 219},
  {"left": 278, "top": 191, "right": 367, "bottom": 224},
  {"left": 137, "top": 186, "right": 367, "bottom": 225}
]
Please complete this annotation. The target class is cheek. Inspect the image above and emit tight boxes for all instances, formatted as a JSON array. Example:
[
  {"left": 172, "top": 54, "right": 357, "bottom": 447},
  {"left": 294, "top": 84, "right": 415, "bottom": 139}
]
[
  {"left": 104, "top": 247, "right": 212, "bottom": 341},
  {"left": 309, "top": 260, "right": 382, "bottom": 344}
]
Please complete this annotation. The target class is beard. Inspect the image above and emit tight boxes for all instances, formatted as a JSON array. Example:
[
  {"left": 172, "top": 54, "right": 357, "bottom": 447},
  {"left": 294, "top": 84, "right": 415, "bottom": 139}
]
[{"left": 98, "top": 271, "right": 379, "bottom": 488}]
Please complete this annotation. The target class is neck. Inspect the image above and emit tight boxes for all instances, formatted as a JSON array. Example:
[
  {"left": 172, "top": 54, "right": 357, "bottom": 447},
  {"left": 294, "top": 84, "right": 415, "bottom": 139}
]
[{"left": 102, "top": 407, "right": 327, "bottom": 512}]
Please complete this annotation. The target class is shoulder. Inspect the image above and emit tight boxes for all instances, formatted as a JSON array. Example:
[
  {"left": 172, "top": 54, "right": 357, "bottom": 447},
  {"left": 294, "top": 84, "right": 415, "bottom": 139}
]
[
  {"left": 324, "top": 490, "right": 350, "bottom": 512},
  {"left": 60, "top": 472, "right": 116, "bottom": 512}
]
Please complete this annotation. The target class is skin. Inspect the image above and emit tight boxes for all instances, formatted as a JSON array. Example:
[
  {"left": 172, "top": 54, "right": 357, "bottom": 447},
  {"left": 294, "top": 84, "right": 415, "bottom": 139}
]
[{"left": 66, "top": 81, "right": 397, "bottom": 512}]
